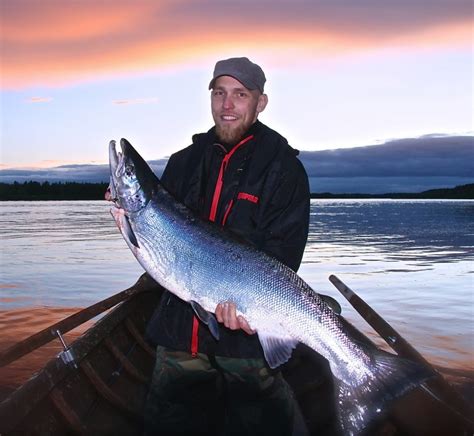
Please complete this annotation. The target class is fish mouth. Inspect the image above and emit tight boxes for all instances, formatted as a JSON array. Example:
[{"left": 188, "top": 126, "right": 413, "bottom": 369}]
[
  {"left": 108, "top": 140, "right": 120, "bottom": 207},
  {"left": 109, "top": 140, "right": 125, "bottom": 179}
]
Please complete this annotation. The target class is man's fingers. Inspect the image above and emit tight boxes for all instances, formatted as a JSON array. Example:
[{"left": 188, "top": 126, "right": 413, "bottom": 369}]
[
  {"left": 215, "top": 302, "right": 255, "bottom": 334},
  {"left": 215, "top": 303, "right": 223, "bottom": 322},
  {"left": 105, "top": 187, "right": 112, "bottom": 201},
  {"left": 215, "top": 302, "right": 239, "bottom": 329},
  {"left": 224, "top": 302, "right": 239, "bottom": 330},
  {"left": 238, "top": 315, "right": 256, "bottom": 335}
]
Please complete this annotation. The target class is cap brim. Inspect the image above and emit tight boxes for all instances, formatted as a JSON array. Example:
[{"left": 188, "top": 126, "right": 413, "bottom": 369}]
[{"left": 208, "top": 74, "right": 260, "bottom": 92}]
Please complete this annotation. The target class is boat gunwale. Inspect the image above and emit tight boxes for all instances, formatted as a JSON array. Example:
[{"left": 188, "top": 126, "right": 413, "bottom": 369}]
[{"left": 0, "top": 280, "right": 163, "bottom": 433}]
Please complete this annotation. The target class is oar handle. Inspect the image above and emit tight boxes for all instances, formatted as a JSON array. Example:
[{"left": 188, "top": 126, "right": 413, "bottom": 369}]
[{"left": 329, "top": 274, "right": 473, "bottom": 425}]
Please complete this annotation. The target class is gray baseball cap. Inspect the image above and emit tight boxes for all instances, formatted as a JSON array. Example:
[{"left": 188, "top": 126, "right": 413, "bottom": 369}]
[{"left": 209, "top": 57, "right": 266, "bottom": 93}]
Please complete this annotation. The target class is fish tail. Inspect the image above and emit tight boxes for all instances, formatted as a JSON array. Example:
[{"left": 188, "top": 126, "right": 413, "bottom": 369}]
[{"left": 337, "top": 349, "right": 434, "bottom": 435}]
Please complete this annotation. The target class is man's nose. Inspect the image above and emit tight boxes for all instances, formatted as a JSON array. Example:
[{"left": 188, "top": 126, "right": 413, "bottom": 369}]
[{"left": 223, "top": 95, "right": 234, "bottom": 110}]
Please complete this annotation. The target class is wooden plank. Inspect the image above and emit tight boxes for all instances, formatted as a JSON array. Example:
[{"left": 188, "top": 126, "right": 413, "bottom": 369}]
[
  {"left": 50, "top": 389, "right": 86, "bottom": 435},
  {"left": 104, "top": 337, "right": 148, "bottom": 383},
  {"left": 0, "top": 273, "right": 158, "bottom": 367},
  {"left": 80, "top": 360, "right": 141, "bottom": 421},
  {"left": 125, "top": 318, "right": 156, "bottom": 358}
]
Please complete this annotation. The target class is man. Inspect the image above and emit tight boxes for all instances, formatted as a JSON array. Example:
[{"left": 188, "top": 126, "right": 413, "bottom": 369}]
[{"left": 144, "top": 57, "right": 310, "bottom": 435}]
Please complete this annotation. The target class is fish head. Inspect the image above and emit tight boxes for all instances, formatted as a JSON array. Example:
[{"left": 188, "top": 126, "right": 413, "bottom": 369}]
[{"left": 108, "top": 138, "right": 158, "bottom": 214}]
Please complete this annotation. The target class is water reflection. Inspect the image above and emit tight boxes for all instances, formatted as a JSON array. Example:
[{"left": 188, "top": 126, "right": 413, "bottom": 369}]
[
  {"left": 0, "top": 201, "right": 143, "bottom": 308},
  {"left": 306, "top": 199, "right": 474, "bottom": 265},
  {"left": 0, "top": 200, "right": 473, "bottom": 376}
]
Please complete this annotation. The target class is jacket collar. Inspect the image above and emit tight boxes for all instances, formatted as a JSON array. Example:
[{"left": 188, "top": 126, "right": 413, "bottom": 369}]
[{"left": 209, "top": 120, "right": 264, "bottom": 152}]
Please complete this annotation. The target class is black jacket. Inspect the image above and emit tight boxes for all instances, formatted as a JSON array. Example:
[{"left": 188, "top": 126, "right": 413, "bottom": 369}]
[{"left": 146, "top": 120, "right": 310, "bottom": 358}]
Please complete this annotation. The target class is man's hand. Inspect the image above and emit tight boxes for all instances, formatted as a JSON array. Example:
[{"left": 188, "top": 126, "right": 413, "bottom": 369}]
[
  {"left": 215, "top": 302, "right": 256, "bottom": 335},
  {"left": 105, "top": 186, "right": 112, "bottom": 201}
]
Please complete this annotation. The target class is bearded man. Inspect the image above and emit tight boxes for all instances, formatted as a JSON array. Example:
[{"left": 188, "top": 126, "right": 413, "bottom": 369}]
[{"left": 144, "top": 57, "right": 310, "bottom": 435}]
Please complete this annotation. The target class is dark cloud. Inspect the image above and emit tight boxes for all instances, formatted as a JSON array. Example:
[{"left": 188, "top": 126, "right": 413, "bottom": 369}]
[
  {"left": 1, "top": 135, "right": 472, "bottom": 193},
  {"left": 173, "top": 0, "right": 471, "bottom": 35},
  {"left": 300, "top": 135, "right": 474, "bottom": 192},
  {"left": 0, "top": 159, "right": 168, "bottom": 184},
  {"left": 300, "top": 135, "right": 474, "bottom": 177},
  {"left": 0, "top": 164, "right": 109, "bottom": 183}
]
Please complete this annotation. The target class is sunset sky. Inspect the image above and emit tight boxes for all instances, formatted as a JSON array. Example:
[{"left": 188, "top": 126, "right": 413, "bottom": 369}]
[{"left": 1, "top": 0, "right": 472, "bottom": 181}]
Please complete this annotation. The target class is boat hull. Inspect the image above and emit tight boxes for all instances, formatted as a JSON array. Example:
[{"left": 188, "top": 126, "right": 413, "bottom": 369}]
[{"left": 0, "top": 274, "right": 471, "bottom": 435}]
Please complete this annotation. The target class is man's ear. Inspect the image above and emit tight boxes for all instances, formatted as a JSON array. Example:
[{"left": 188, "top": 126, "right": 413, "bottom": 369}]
[{"left": 256, "top": 94, "right": 268, "bottom": 114}]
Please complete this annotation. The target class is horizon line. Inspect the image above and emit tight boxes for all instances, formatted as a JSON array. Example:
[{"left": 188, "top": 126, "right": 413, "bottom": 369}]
[{"left": 2, "top": 131, "right": 473, "bottom": 171}]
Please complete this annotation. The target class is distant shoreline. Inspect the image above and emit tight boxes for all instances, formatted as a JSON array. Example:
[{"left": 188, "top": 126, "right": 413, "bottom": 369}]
[
  {"left": 0, "top": 182, "right": 473, "bottom": 201},
  {"left": 310, "top": 182, "right": 474, "bottom": 200}
]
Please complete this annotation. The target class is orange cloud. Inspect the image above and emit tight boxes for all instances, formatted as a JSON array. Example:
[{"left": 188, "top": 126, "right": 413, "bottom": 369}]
[
  {"left": 1, "top": 0, "right": 472, "bottom": 89},
  {"left": 27, "top": 97, "right": 53, "bottom": 103},
  {"left": 2, "top": 2, "right": 153, "bottom": 43}
]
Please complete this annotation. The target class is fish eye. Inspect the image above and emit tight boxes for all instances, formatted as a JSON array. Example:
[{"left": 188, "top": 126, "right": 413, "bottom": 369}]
[{"left": 125, "top": 165, "right": 134, "bottom": 177}]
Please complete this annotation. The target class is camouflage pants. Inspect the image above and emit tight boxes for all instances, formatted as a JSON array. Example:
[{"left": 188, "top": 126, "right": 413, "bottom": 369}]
[{"left": 144, "top": 346, "right": 297, "bottom": 436}]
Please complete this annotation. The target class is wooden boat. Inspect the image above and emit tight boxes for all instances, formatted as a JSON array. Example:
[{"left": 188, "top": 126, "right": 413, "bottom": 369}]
[{"left": 0, "top": 274, "right": 472, "bottom": 435}]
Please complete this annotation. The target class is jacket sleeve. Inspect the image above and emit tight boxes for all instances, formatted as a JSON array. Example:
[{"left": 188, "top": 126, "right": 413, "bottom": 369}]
[
  {"left": 160, "top": 138, "right": 208, "bottom": 210},
  {"left": 257, "top": 158, "right": 310, "bottom": 272},
  {"left": 160, "top": 148, "right": 189, "bottom": 200}
]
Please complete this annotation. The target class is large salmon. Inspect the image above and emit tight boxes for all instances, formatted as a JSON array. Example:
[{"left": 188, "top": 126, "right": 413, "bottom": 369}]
[{"left": 108, "top": 138, "right": 431, "bottom": 435}]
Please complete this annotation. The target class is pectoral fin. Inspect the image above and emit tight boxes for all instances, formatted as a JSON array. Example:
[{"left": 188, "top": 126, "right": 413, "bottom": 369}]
[
  {"left": 190, "top": 301, "right": 220, "bottom": 340},
  {"left": 123, "top": 214, "right": 139, "bottom": 248},
  {"left": 258, "top": 333, "right": 298, "bottom": 369}
]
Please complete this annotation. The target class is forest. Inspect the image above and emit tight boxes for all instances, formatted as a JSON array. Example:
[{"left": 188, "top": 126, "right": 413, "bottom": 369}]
[
  {"left": 0, "top": 181, "right": 109, "bottom": 201},
  {"left": 0, "top": 181, "right": 473, "bottom": 201}
]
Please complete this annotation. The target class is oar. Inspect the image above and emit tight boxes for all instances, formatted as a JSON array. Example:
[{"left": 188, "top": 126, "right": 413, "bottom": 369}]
[
  {"left": 329, "top": 274, "right": 473, "bottom": 426},
  {"left": 329, "top": 275, "right": 430, "bottom": 365},
  {"left": 0, "top": 273, "right": 158, "bottom": 367}
]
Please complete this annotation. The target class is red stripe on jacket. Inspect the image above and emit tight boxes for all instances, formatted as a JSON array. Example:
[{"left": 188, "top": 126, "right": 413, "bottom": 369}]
[{"left": 190, "top": 134, "right": 254, "bottom": 356}]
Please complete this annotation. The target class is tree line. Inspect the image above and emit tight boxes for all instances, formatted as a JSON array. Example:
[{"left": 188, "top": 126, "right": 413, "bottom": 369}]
[
  {"left": 0, "top": 181, "right": 473, "bottom": 201},
  {"left": 0, "top": 181, "right": 109, "bottom": 201}
]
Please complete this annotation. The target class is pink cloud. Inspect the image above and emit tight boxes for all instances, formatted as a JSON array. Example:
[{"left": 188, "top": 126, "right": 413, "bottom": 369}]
[
  {"left": 1, "top": 0, "right": 471, "bottom": 89},
  {"left": 112, "top": 97, "right": 159, "bottom": 105},
  {"left": 27, "top": 97, "right": 53, "bottom": 103}
]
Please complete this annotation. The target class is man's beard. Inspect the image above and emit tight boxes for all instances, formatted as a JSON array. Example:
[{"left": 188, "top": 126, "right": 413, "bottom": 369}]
[{"left": 215, "top": 121, "right": 250, "bottom": 146}]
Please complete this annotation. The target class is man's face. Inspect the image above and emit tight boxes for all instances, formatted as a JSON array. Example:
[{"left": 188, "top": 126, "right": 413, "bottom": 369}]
[{"left": 211, "top": 76, "right": 267, "bottom": 145}]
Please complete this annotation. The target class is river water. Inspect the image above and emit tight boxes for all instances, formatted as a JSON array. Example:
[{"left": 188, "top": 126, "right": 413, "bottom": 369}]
[{"left": 0, "top": 200, "right": 473, "bottom": 394}]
